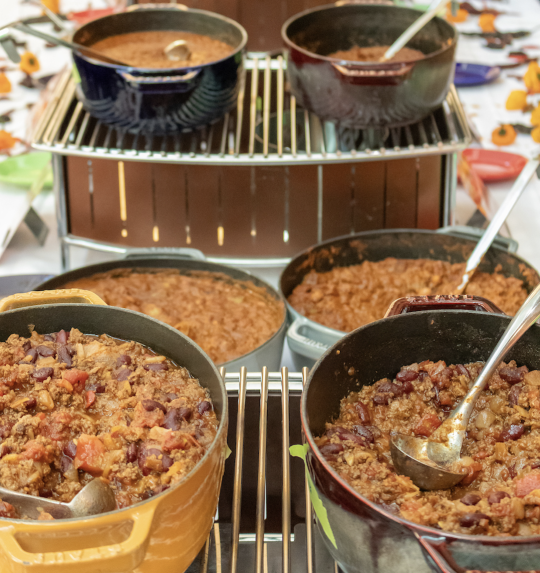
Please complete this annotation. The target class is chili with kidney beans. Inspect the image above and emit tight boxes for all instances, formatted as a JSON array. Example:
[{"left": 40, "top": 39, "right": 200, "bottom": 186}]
[
  {"left": 317, "top": 360, "right": 540, "bottom": 535},
  {"left": 0, "top": 328, "right": 217, "bottom": 519},
  {"left": 288, "top": 258, "right": 529, "bottom": 332}
]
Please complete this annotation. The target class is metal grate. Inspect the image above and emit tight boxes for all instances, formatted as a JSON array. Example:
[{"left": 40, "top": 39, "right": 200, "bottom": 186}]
[
  {"left": 32, "top": 58, "right": 470, "bottom": 166},
  {"left": 186, "top": 367, "right": 339, "bottom": 573}
]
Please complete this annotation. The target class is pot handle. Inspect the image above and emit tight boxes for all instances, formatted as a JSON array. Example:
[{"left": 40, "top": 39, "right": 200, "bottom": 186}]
[
  {"left": 122, "top": 246, "right": 206, "bottom": 261},
  {"left": 414, "top": 534, "right": 466, "bottom": 573},
  {"left": 118, "top": 69, "right": 200, "bottom": 84},
  {"left": 331, "top": 62, "right": 414, "bottom": 86},
  {"left": 287, "top": 317, "right": 342, "bottom": 362},
  {"left": 0, "top": 504, "right": 155, "bottom": 573},
  {"left": 127, "top": 3, "right": 189, "bottom": 10},
  {"left": 0, "top": 289, "right": 106, "bottom": 312},
  {"left": 384, "top": 294, "right": 504, "bottom": 317}
]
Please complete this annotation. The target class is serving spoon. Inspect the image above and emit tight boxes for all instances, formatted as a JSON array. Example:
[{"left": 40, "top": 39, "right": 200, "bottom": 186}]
[
  {"left": 391, "top": 281, "right": 540, "bottom": 490},
  {"left": 164, "top": 39, "right": 191, "bottom": 61},
  {"left": 455, "top": 156, "right": 540, "bottom": 294},
  {"left": 0, "top": 478, "right": 116, "bottom": 520}
]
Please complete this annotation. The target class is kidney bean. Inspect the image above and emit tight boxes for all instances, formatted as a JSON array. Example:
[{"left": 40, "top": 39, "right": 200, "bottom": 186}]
[
  {"left": 142, "top": 399, "right": 167, "bottom": 414},
  {"left": 459, "top": 512, "right": 490, "bottom": 528},
  {"left": 19, "top": 348, "right": 38, "bottom": 365},
  {"left": 126, "top": 443, "right": 138, "bottom": 463},
  {"left": 39, "top": 488, "right": 53, "bottom": 498},
  {"left": 60, "top": 455, "right": 72, "bottom": 473},
  {"left": 499, "top": 424, "right": 525, "bottom": 442},
  {"left": 165, "top": 393, "right": 178, "bottom": 403},
  {"left": 531, "top": 461, "right": 540, "bottom": 469},
  {"left": 162, "top": 407, "right": 191, "bottom": 430},
  {"left": 396, "top": 370, "right": 418, "bottom": 382},
  {"left": 140, "top": 490, "right": 153, "bottom": 500},
  {"left": 460, "top": 493, "right": 481, "bottom": 506},
  {"left": 37, "top": 345, "right": 56, "bottom": 358},
  {"left": 198, "top": 401, "right": 211, "bottom": 415},
  {"left": 508, "top": 385, "right": 522, "bottom": 405},
  {"left": 432, "top": 367, "right": 453, "bottom": 389},
  {"left": 0, "top": 444, "right": 11, "bottom": 459},
  {"left": 400, "top": 380, "right": 414, "bottom": 394},
  {"left": 373, "top": 394, "right": 390, "bottom": 405},
  {"left": 0, "top": 424, "right": 13, "bottom": 440},
  {"left": 456, "top": 364, "right": 470, "bottom": 378},
  {"left": 63, "top": 441, "right": 77, "bottom": 459},
  {"left": 488, "top": 491, "right": 510, "bottom": 505},
  {"left": 320, "top": 443, "right": 344, "bottom": 458},
  {"left": 85, "top": 391, "right": 96, "bottom": 409},
  {"left": 65, "top": 344, "right": 76, "bottom": 356},
  {"left": 56, "top": 330, "right": 69, "bottom": 344},
  {"left": 353, "top": 425, "right": 374, "bottom": 444},
  {"left": 24, "top": 397, "right": 36, "bottom": 410},
  {"left": 43, "top": 334, "right": 55, "bottom": 342},
  {"left": 23, "top": 341, "right": 31, "bottom": 353},
  {"left": 138, "top": 446, "right": 162, "bottom": 476},
  {"left": 144, "top": 363, "right": 169, "bottom": 372},
  {"left": 499, "top": 367, "right": 526, "bottom": 385},
  {"left": 57, "top": 346, "right": 72, "bottom": 368},
  {"left": 116, "top": 368, "right": 131, "bottom": 382},
  {"left": 32, "top": 367, "right": 54, "bottom": 382},
  {"left": 355, "top": 402, "right": 371, "bottom": 424},
  {"left": 94, "top": 385, "right": 106, "bottom": 394},
  {"left": 417, "top": 372, "right": 429, "bottom": 382},
  {"left": 162, "top": 454, "right": 173, "bottom": 471},
  {"left": 116, "top": 355, "right": 131, "bottom": 368}
]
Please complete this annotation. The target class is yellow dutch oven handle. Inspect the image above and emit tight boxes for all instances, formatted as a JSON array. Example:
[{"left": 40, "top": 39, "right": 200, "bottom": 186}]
[
  {"left": 0, "top": 288, "right": 158, "bottom": 572},
  {"left": 0, "top": 289, "right": 107, "bottom": 311},
  {"left": 0, "top": 504, "right": 156, "bottom": 573}
]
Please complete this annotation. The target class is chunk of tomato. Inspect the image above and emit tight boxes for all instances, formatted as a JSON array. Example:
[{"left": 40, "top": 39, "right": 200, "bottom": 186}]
[
  {"left": 413, "top": 413, "right": 442, "bottom": 437},
  {"left": 74, "top": 434, "right": 107, "bottom": 476},
  {"left": 516, "top": 471, "right": 540, "bottom": 497},
  {"left": 63, "top": 369, "right": 89, "bottom": 393}
]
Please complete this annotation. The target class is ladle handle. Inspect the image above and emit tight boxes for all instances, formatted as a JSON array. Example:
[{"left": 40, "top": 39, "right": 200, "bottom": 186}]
[
  {"left": 456, "top": 157, "right": 540, "bottom": 294},
  {"left": 443, "top": 282, "right": 540, "bottom": 440}
]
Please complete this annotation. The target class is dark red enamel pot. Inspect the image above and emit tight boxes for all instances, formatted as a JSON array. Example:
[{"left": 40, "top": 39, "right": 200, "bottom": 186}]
[
  {"left": 301, "top": 296, "right": 540, "bottom": 573},
  {"left": 282, "top": 3, "right": 457, "bottom": 129}
]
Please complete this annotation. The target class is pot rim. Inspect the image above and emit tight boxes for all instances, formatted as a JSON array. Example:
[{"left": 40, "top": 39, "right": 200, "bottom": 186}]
[
  {"left": 279, "top": 227, "right": 540, "bottom": 338},
  {"left": 72, "top": 6, "right": 248, "bottom": 74},
  {"left": 281, "top": 3, "right": 457, "bottom": 68},
  {"left": 301, "top": 309, "right": 540, "bottom": 545},
  {"left": 36, "top": 257, "right": 288, "bottom": 369},
  {"left": 0, "top": 303, "right": 228, "bottom": 525}
]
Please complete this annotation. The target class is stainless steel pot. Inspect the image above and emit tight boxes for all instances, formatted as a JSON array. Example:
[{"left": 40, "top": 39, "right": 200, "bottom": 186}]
[
  {"left": 37, "top": 248, "right": 287, "bottom": 371},
  {"left": 280, "top": 227, "right": 540, "bottom": 368}
]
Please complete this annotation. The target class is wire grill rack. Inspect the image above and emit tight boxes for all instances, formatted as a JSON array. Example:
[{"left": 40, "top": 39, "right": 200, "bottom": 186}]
[
  {"left": 32, "top": 58, "right": 470, "bottom": 166},
  {"left": 187, "top": 368, "right": 339, "bottom": 573}
]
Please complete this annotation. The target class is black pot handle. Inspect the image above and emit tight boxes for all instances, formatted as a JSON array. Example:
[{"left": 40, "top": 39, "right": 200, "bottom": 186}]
[
  {"left": 127, "top": 3, "right": 189, "bottom": 11},
  {"left": 331, "top": 62, "right": 414, "bottom": 86},
  {"left": 123, "top": 247, "right": 206, "bottom": 261},
  {"left": 385, "top": 294, "right": 505, "bottom": 317},
  {"left": 414, "top": 534, "right": 466, "bottom": 573}
]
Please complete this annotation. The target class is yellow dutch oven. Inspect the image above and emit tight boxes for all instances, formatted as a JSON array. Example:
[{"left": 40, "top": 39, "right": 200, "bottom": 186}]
[{"left": 0, "top": 289, "right": 228, "bottom": 573}]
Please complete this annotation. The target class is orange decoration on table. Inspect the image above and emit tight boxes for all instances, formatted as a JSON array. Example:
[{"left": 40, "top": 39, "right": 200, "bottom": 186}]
[
  {"left": 505, "top": 90, "right": 527, "bottom": 111},
  {"left": 19, "top": 52, "right": 40, "bottom": 75},
  {"left": 531, "top": 105, "right": 540, "bottom": 126},
  {"left": 532, "top": 126, "right": 540, "bottom": 143},
  {"left": 41, "top": 0, "right": 60, "bottom": 13},
  {"left": 524, "top": 61, "right": 540, "bottom": 93},
  {"left": 446, "top": 6, "right": 468, "bottom": 23},
  {"left": 478, "top": 13, "right": 497, "bottom": 33},
  {"left": 0, "top": 73, "right": 11, "bottom": 94},
  {"left": 491, "top": 125, "right": 517, "bottom": 146},
  {"left": 0, "top": 130, "right": 18, "bottom": 152}
]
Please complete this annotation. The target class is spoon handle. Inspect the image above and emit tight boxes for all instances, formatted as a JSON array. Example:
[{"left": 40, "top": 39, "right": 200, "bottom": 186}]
[
  {"left": 441, "top": 282, "right": 540, "bottom": 444},
  {"left": 0, "top": 486, "right": 72, "bottom": 520},
  {"left": 456, "top": 156, "right": 540, "bottom": 294}
]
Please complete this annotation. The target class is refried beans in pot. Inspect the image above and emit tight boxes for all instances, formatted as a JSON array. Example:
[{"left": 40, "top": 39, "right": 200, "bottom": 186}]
[
  {"left": 90, "top": 31, "right": 233, "bottom": 69},
  {"left": 328, "top": 45, "right": 423, "bottom": 63},
  {"left": 318, "top": 359, "right": 540, "bottom": 536},
  {"left": 0, "top": 328, "right": 217, "bottom": 519},
  {"left": 288, "top": 258, "right": 530, "bottom": 332},
  {"left": 63, "top": 269, "right": 284, "bottom": 365}
]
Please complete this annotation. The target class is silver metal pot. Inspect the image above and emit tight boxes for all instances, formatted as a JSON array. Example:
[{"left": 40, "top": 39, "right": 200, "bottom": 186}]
[
  {"left": 280, "top": 227, "right": 540, "bottom": 368},
  {"left": 37, "top": 248, "right": 287, "bottom": 371}
]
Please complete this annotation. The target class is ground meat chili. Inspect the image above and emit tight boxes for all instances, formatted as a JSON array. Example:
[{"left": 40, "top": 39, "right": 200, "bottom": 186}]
[
  {"left": 328, "top": 45, "right": 424, "bottom": 63},
  {"left": 288, "top": 258, "right": 529, "bottom": 332},
  {"left": 63, "top": 269, "right": 284, "bottom": 365},
  {"left": 0, "top": 328, "right": 218, "bottom": 519},
  {"left": 316, "top": 360, "right": 540, "bottom": 536}
]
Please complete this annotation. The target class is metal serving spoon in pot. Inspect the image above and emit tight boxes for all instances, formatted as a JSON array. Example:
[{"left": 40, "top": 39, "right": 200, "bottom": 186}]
[
  {"left": 0, "top": 478, "right": 116, "bottom": 520},
  {"left": 164, "top": 39, "right": 191, "bottom": 61},
  {"left": 455, "top": 156, "right": 540, "bottom": 295},
  {"left": 391, "top": 281, "right": 540, "bottom": 490}
]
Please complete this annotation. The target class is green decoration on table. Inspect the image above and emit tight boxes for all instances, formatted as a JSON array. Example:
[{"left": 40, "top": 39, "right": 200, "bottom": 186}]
[{"left": 290, "top": 443, "right": 337, "bottom": 549}]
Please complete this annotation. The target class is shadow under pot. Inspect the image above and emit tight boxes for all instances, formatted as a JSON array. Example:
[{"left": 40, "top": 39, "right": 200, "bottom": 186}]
[
  {"left": 280, "top": 228, "right": 540, "bottom": 369},
  {"left": 282, "top": 3, "right": 457, "bottom": 128},
  {"left": 0, "top": 289, "right": 227, "bottom": 573},
  {"left": 72, "top": 5, "right": 247, "bottom": 135},
  {"left": 301, "top": 296, "right": 540, "bottom": 573}
]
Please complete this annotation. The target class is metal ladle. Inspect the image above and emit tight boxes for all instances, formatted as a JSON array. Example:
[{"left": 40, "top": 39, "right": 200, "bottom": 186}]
[
  {"left": 391, "top": 281, "right": 540, "bottom": 490},
  {"left": 455, "top": 156, "right": 540, "bottom": 294},
  {"left": 164, "top": 39, "right": 191, "bottom": 61},
  {"left": 0, "top": 478, "right": 116, "bottom": 519}
]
